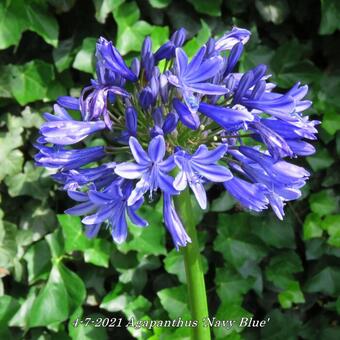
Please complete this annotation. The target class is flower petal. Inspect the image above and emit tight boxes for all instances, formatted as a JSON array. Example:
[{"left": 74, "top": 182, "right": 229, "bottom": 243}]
[
  {"left": 192, "top": 163, "right": 233, "bottom": 182},
  {"left": 148, "top": 135, "right": 166, "bottom": 163},
  {"left": 129, "top": 137, "right": 150, "bottom": 164},
  {"left": 115, "top": 162, "right": 149, "bottom": 179}
]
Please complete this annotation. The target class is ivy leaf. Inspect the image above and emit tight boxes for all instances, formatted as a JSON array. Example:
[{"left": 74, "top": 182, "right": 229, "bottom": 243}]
[
  {"left": 28, "top": 265, "right": 69, "bottom": 327},
  {"left": 58, "top": 214, "right": 112, "bottom": 267},
  {"left": 184, "top": 20, "right": 211, "bottom": 57},
  {"left": 118, "top": 203, "right": 166, "bottom": 257},
  {"left": 9, "top": 289, "right": 37, "bottom": 328},
  {"left": 25, "top": 2, "right": 59, "bottom": 47},
  {"left": 211, "top": 191, "right": 236, "bottom": 212},
  {"left": 303, "top": 213, "right": 323, "bottom": 240},
  {"left": 307, "top": 148, "right": 335, "bottom": 172},
  {"left": 83, "top": 239, "right": 112, "bottom": 268},
  {"left": 164, "top": 249, "right": 187, "bottom": 283},
  {"left": 157, "top": 286, "right": 190, "bottom": 319},
  {"left": 58, "top": 262, "right": 86, "bottom": 312},
  {"left": 319, "top": 0, "right": 340, "bottom": 35},
  {"left": 0, "top": 295, "right": 20, "bottom": 329},
  {"left": 100, "top": 286, "right": 130, "bottom": 312},
  {"left": 8, "top": 60, "right": 56, "bottom": 105},
  {"left": 72, "top": 38, "right": 97, "bottom": 74},
  {"left": 214, "top": 302, "right": 252, "bottom": 338},
  {"left": 260, "top": 310, "right": 301, "bottom": 339},
  {"left": 0, "top": 222, "right": 17, "bottom": 270},
  {"left": 305, "top": 266, "right": 340, "bottom": 295},
  {"left": 0, "top": 1, "right": 26, "bottom": 49},
  {"left": 149, "top": 0, "right": 172, "bottom": 9},
  {"left": 265, "top": 251, "right": 303, "bottom": 288},
  {"left": 0, "top": 0, "right": 58, "bottom": 49},
  {"left": 53, "top": 38, "right": 76, "bottom": 73},
  {"left": 214, "top": 213, "right": 267, "bottom": 268},
  {"left": 69, "top": 309, "right": 108, "bottom": 340},
  {"left": 5, "top": 162, "right": 52, "bottom": 200},
  {"left": 278, "top": 280, "right": 305, "bottom": 309},
  {"left": 28, "top": 263, "right": 86, "bottom": 327},
  {"left": 322, "top": 111, "right": 340, "bottom": 135},
  {"left": 309, "top": 190, "right": 338, "bottom": 217},
  {"left": 251, "top": 213, "right": 295, "bottom": 249},
  {"left": 93, "top": 0, "right": 124, "bottom": 23},
  {"left": 113, "top": 2, "right": 168, "bottom": 55},
  {"left": 321, "top": 214, "right": 340, "bottom": 247},
  {"left": 23, "top": 239, "right": 51, "bottom": 284},
  {"left": 58, "top": 215, "right": 91, "bottom": 253},
  {"left": 164, "top": 249, "right": 207, "bottom": 284},
  {"left": 186, "top": 0, "right": 222, "bottom": 16},
  {"left": 215, "top": 267, "right": 254, "bottom": 305},
  {"left": 46, "top": 229, "right": 65, "bottom": 259}
]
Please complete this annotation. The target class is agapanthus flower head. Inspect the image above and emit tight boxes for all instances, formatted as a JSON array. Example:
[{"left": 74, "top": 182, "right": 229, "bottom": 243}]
[{"left": 35, "top": 26, "right": 318, "bottom": 249}]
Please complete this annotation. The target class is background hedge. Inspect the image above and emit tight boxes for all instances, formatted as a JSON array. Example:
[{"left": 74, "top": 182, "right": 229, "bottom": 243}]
[{"left": 0, "top": 0, "right": 339, "bottom": 339}]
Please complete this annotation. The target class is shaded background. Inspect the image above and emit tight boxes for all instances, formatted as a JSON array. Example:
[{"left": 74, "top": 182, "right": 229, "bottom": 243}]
[{"left": 0, "top": 0, "right": 339, "bottom": 339}]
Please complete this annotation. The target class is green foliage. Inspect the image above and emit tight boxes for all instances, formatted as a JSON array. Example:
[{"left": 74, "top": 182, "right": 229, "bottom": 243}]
[
  {"left": 0, "top": 0, "right": 58, "bottom": 49},
  {"left": 0, "top": 0, "right": 339, "bottom": 339}
]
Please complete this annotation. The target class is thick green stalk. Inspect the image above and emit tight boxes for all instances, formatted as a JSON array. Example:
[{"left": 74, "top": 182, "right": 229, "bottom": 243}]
[{"left": 174, "top": 189, "right": 211, "bottom": 340}]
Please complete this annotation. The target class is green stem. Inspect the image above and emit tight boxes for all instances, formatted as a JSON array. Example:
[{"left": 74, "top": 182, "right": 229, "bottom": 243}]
[{"left": 174, "top": 189, "right": 211, "bottom": 340}]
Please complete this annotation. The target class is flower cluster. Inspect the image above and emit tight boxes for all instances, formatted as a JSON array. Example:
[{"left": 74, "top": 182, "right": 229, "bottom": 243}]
[{"left": 35, "top": 27, "right": 318, "bottom": 249}]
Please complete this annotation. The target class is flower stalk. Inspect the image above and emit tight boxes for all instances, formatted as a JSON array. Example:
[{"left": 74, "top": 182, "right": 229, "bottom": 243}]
[{"left": 175, "top": 189, "right": 211, "bottom": 340}]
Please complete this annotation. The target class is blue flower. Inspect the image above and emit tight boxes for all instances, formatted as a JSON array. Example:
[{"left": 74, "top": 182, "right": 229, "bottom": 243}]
[
  {"left": 118, "top": 106, "right": 138, "bottom": 143},
  {"left": 34, "top": 145, "right": 106, "bottom": 170},
  {"left": 66, "top": 181, "right": 148, "bottom": 243},
  {"left": 215, "top": 27, "right": 251, "bottom": 52},
  {"left": 35, "top": 27, "right": 319, "bottom": 246},
  {"left": 168, "top": 47, "right": 228, "bottom": 113},
  {"left": 163, "top": 193, "right": 191, "bottom": 249},
  {"left": 198, "top": 102, "right": 254, "bottom": 129},
  {"left": 223, "top": 177, "right": 269, "bottom": 212},
  {"left": 154, "top": 28, "right": 186, "bottom": 62},
  {"left": 115, "top": 135, "right": 178, "bottom": 205},
  {"left": 52, "top": 162, "right": 117, "bottom": 190},
  {"left": 39, "top": 104, "right": 106, "bottom": 145},
  {"left": 150, "top": 107, "right": 179, "bottom": 137},
  {"left": 96, "top": 37, "right": 137, "bottom": 82},
  {"left": 174, "top": 144, "right": 232, "bottom": 209},
  {"left": 173, "top": 98, "right": 200, "bottom": 130}
]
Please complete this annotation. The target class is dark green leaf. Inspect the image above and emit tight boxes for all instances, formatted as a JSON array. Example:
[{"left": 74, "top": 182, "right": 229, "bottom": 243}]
[
  {"left": 83, "top": 239, "right": 112, "bottom": 268},
  {"left": 211, "top": 191, "right": 236, "bottom": 212},
  {"left": 93, "top": 0, "right": 124, "bottom": 23},
  {"left": 307, "top": 148, "right": 335, "bottom": 172},
  {"left": 265, "top": 251, "right": 303, "bottom": 288},
  {"left": 8, "top": 60, "right": 56, "bottom": 105},
  {"left": 0, "top": 295, "right": 20, "bottom": 329},
  {"left": 5, "top": 162, "right": 52, "bottom": 199},
  {"left": 278, "top": 280, "right": 305, "bottom": 309},
  {"left": 24, "top": 239, "right": 51, "bottom": 284},
  {"left": 149, "top": 0, "right": 172, "bottom": 9},
  {"left": 157, "top": 286, "right": 190, "bottom": 319},
  {"left": 303, "top": 213, "right": 323, "bottom": 240},
  {"left": 319, "top": 0, "right": 340, "bottom": 35},
  {"left": 118, "top": 203, "right": 166, "bottom": 256},
  {"left": 58, "top": 214, "right": 91, "bottom": 252},
  {"left": 186, "top": 0, "right": 222, "bottom": 16},
  {"left": 72, "top": 38, "right": 97, "bottom": 74},
  {"left": 0, "top": 0, "right": 58, "bottom": 49},
  {"left": 309, "top": 190, "right": 338, "bottom": 217},
  {"left": 53, "top": 38, "right": 75, "bottom": 73},
  {"left": 28, "top": 265, "right": 69, "bottom": 327},
  {"left": 305, "top": 266, "right": 340, "bottom": 295}
]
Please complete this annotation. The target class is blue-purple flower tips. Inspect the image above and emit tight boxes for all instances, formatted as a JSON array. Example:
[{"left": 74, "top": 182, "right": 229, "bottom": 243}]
[{"left": 35, "top": 26, "right": 318, "bottom": 248}]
